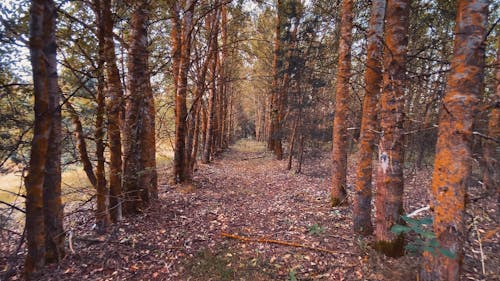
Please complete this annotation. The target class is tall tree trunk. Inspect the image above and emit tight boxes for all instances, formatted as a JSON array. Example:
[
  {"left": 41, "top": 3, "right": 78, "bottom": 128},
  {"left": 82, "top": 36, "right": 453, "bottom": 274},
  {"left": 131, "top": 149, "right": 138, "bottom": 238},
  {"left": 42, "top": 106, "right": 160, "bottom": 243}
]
[
  {"left": 94, "top": 0, "right": 109, "bottom": 232},
  {"left": 101, "top": 0, "right": 123, "bottom": 222},
  {"left": 268, "top": 0, "right": 282, "bottom": 154},
  {"left": 353, "top": 0, "right": 386, "bottom": 236},
  {"left": 331, "top": 0, "right": 353, "bottom": 207},
  {"left": 202, "top": 5, "right": 220, "bottom": 164},
  {"left": 43, "top": 43, "right": 64, "bottom": 263},
  {"left": 25, "top": 0, "right": 52, "bottom": 274},
  {"left": 373, "top": 0, "right": 410, "bottom": 257},
  {"left": 173, "top": 0, "right": 195, "bottom": 182},
  {"left": 482, "top": 34, "right": 499, "bottom": 195},
  {"left": 123, "top": 0, "right": 156, "bottom": 214},
  {"left": 421, "top": 1, "right": 489, "bottom": 280},
  {"left": 218, "top": 4, "right": 227, "bottom": 149}
]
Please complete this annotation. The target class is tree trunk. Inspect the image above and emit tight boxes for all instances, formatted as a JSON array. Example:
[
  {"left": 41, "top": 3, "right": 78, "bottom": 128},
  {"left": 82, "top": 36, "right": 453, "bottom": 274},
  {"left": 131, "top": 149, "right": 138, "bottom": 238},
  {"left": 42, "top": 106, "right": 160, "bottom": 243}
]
[
  {"left": 94, "top": 0, "right": 110, "bottom": 232},
  {"left": 331, "top": 0, "right": 353, "bottom": 207},
  {"left": 297, "top": 134, "right": 305, "bottom": 174},
  {"left": 373, "top": 0, "right": 410, "bottom": 257},
  {"left": 25, "top": 0, "right": 52, "bottom": 274},
  {"left": 66, "top": 101, "right": 97, "bottom": 187},
  {"left": 482, "top": 34, "right": 499, "bottom": 196},
  {"left": 123, "top": 0, "right": 156, "bottom": 214},
  {"left": 43, "top": 45, "right": 64, "bottom": 263},
  {"left": 101, "top": 0, "right": 123, "bottom": 222},
  {"left": 287, "top": 115, "right": 299, "bottom": 171},
  {"left": 268, "top": 0, "right": 282, "bottom": 154},
  {"left": 173, "top": 1, "right": 195, "bottom": 182},
  {"left": 421, "top": 1, "right": 489, "bottom": 280},
  {"left": 202, "top": 6, "right": 220, "bottom": 164},
  {"left": 353, "top": 0, "right": 385, "bottom": 236}
]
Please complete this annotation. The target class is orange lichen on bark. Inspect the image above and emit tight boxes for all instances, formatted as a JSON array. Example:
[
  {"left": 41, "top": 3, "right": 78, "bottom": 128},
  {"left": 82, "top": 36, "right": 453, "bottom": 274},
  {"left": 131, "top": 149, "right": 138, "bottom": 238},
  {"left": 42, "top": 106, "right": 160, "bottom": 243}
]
[
  {"left": 421, "top": 1, "right": 489, "bottom": 280},
  {"left": 353, "top": 0, "right": 385, "bottom": 235},
  {"left": 331, "top": 0, "right": 353, "bottom": 207},
  {"left": 374, "top": 0, "right": 410, "bottom": 256}
]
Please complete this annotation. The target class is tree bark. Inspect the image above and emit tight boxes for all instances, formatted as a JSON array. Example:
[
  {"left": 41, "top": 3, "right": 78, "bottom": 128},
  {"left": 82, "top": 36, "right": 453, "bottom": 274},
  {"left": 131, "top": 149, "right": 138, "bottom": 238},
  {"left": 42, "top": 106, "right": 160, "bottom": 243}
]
[
  {"left": 482, "top": 34, "right": 499, "bottom": 196},
  {"left": 268, "top": 0, "right": 282, "bottom": 155},
  {"left": 331, "top": 0, "right": 353, "bottom": 207},
  {"left": 66, "top": 101, "right": 97, "bottom": 187},
  {"left": 94, "top": 0, "right": 110, "bottom": 232},
  {"left": 25, "top": 0, "right": 52, "bottom": 274},
  {"left": 353, "top": 0, "right": 385, "bottom": 236},
  {"left": 421, "top": 1, "right": 489, "bottom": 280},
  {"left": 101, "top": 0, "right": 123, "bottom": 222},
  {"left": 374, "top": 0, "right": 410, "bottom": 257},
  {"left": 123, "top": 0, "right": 156, "bottom": 214},
  {"left": 173, "top": 0, "right": 195, "bottom": 182},
  {"left": 202, "top": 5, "right": 220, "bottom": 164}
]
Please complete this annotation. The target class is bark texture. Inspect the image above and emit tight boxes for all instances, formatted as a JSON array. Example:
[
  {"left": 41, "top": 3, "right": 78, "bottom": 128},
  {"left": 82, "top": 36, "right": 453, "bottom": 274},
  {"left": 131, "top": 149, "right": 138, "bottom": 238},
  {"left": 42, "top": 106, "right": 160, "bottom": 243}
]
[
  {"left": 25, "top": 0, "right": 65, "bottom": 274},
  {"left": 101, "top": 0, "right": 123, "bottom": 222},
  {"left": 374, "top": 0, "right": 410, "bottom": 257},
  {"left": 123, "top": 0, "right": 157, "bottom": 214},
  {"left": 421, "top": 1, "right": 489, "bottom": 280},
  {"left": 482, "top": 34, "right": 499, "bottom": 196},
  {"left": 331, "top": 0, "right": 353, "bottom": 207},
  {"left": 353, "top": 0, "right": 386, "bottom": 235},
  {"left": 25, "top": 1, "right": 51, "bottom": 274},
  {"left": 173, "top": 0, "right": 195, "bottom": 181},
  {"left": 94, "top": 0, "right": 110, "bottom": 232}
]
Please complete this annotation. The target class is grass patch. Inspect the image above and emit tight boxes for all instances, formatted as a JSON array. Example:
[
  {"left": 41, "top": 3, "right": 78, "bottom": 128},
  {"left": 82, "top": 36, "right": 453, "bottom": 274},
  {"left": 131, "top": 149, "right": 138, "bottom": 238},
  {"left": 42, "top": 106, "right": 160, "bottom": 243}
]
[
  {"left": 187, "top": 249, "right": 235, "bottom": 281},
  {"left": 186, "top": 248, "right": 278, "bottom": 281},
  {"left": 231, "top": 139, "right": 267, "bottom": 153}
]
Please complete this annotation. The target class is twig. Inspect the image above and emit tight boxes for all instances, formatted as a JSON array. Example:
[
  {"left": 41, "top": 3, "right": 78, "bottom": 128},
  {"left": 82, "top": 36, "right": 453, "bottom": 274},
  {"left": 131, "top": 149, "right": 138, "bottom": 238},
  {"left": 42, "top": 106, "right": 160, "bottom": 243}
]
[
  {"left": 472, "top": 217, "right": 486, "bottom": 275},
  {"left": 472, "top": 131, "right": 500, "bottom": 143},
  {"left": 407, "top": 205, "right": 430, "bottom": 218},
  {"left": 0, "top": 200, "right": 25, "bottom": 213},
  {"left": 221, "top": 232, "right": 338, "bottom": 255}
]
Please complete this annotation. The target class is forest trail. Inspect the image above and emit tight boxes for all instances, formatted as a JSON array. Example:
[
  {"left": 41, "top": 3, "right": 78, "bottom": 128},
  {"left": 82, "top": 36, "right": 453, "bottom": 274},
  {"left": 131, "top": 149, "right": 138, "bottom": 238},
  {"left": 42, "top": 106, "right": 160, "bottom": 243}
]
[
  {"left": 10, "top": 139, "right": 496, "bottom": 281},
  {"left": 23, "top": 139, "right": 417, "bottom": 281}
]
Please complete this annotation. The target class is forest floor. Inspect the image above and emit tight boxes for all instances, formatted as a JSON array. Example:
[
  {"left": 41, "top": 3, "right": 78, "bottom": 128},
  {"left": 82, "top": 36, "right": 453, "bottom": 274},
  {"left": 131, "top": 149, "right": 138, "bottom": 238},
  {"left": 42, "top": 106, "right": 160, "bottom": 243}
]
[{"left": 1, "top": 139, "right": 498, "bottom": 281}]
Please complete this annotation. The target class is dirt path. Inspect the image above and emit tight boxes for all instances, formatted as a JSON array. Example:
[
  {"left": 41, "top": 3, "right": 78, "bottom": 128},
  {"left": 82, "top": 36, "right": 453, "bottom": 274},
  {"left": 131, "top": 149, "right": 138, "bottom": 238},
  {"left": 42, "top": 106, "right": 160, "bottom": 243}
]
[{"left": 4, "top": 140, "right": 497, "bottom": 280}]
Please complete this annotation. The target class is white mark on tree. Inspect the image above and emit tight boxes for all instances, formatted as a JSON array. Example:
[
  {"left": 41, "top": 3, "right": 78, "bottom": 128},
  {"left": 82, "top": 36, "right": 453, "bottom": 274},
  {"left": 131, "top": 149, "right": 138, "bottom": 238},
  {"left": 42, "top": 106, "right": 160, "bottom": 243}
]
[{"left": 380, "top": 152, "right": 389, "bottom": 174}]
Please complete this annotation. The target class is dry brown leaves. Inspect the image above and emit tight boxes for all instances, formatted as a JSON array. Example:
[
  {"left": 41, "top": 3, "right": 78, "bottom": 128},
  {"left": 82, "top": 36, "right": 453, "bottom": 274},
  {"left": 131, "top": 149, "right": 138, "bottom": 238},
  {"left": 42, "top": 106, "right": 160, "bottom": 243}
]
[{"left": 0, "top": 140, "right": 498, "bottom": 280}]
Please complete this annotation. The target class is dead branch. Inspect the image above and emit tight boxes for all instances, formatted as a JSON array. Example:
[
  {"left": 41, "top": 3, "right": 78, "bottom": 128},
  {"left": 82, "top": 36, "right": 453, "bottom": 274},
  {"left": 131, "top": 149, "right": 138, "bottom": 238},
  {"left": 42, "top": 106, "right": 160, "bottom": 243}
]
[{"left": 221, "top": 232, "right": 338, "bottom": 255}]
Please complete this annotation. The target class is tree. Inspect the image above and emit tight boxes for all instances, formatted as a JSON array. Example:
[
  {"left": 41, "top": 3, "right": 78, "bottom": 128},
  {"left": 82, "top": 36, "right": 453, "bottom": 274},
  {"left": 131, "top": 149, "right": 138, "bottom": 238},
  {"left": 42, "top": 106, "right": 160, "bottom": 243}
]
[
  {"left": 25, "top": 0, "right": 65, "bottom": 275},
  {"left": 482, "top": 34, "right": 499, "bottom": 195},
  {"left": 101, "top": 0, "right": 124, "bottom": 222},
  {"left": 172, "top": 0, "right": 196, "bottom": 182},
  {"left": 352, "top": 0, "right": 386, "bottom": 236},
  {"left": 331, "top": 0, "right": 352, "bottom": 207},
  {"left": 421, "top": 1, "right": 489, "bottom": 279},
  {"left": 202, "top": 1, "right": 220, "bottom": 164},
  {"left": 268, "top": 0, "right": 284, "bottom": 159},
  {"left": 122, "top": 0, "right": 157, "bottom": 214},
  {"left": 374, "top": 0, "right": 410, "bottom": 257}
]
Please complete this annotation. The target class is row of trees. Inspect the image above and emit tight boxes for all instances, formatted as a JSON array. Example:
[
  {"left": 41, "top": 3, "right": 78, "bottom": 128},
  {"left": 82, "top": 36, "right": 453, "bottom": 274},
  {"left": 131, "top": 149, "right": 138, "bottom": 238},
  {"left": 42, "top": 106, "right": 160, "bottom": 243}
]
[
  {"left": 20, "top": 0, "right": 244, "bottom": 277},
  {"left": 255, "top": 0, "right": 496, "bottom": 279},
  {"left": 332, "top": 0, "right": 494, "bottom": 279}
]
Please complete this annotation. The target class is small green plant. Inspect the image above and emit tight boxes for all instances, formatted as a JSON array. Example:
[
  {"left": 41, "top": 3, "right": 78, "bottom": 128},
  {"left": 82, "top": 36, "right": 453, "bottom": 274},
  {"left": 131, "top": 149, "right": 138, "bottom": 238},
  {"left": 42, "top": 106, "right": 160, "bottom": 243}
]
[
  {"left": 287, "top": 269, "right": 297, "bottom": 281},
  {"left": 391, "top": 215, "right": 456, "bottom": 259},
  {"left": 308, "top": 223, "right": 325, "bottom": 236}
]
